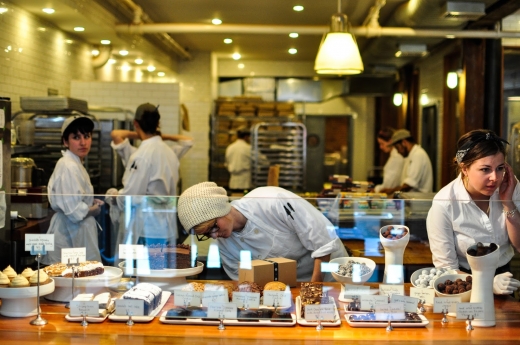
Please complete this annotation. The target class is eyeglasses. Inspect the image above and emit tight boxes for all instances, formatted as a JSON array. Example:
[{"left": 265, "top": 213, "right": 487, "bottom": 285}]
[{"left": 196, "top": 219, "right": 219, "bottom": 241}]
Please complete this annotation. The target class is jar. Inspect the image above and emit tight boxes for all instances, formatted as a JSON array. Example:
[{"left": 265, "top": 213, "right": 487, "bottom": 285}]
[{"left": 11, "top": 157, "right": 36, "bottom": 188}]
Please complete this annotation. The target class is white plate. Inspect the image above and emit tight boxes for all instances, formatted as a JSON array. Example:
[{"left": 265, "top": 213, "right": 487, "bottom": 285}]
[
  {"left": 119, "top": 261, "right": 204, "bottom": 278},
  {"left": 295, "top": 296, "right": 341, "bottom": 327},
  {"left": 65, "top": 300, "right": 115, "bottom": 323},
  {"left": 52, "top": 266, "right": 123, "bottom": 288},
  {"left": 345, "top": 313, "right": 429, "bottom": 328},
  {"left": 108, "top": 291, "right": 171, "bottom": 323},
  {"left": 159, "top": 310, "right": 296, "bottom": 327},
  {"left": 0, "top": 279, "right": 55, "bottom": 299},
  {"left": 338, "top": 284, "right": 379, "bottom": 302}
]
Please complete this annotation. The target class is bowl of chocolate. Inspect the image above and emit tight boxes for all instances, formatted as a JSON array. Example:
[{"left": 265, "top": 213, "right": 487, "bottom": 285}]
[
  {"left": 433, "top": 274, "right": 472, "bottom": 302},
  {"left": 467, "top": 242, "right": 498, "bottom": 257},
  {"left": 379, "top": 225, "right": 409, "bottom": 241},
  {"left": 330, "top": 257, "right": 376, "bottom": 284}
]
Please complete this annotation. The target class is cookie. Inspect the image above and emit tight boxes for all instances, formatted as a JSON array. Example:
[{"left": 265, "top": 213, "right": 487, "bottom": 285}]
[{"left": 264, "top": 281, "right": 287, "bottom": 291}]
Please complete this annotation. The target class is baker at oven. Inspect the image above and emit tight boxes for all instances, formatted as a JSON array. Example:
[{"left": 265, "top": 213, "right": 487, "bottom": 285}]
[
  {"left": 42, "top": 115, "right": 103, "bottom": 265},
  {"left": 178, "top": 182, "right": 348, "bottom": 282}
]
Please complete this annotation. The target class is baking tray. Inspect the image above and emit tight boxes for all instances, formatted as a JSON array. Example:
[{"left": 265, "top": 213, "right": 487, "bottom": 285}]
[
  {"left": 345, "top": 313, "right": 429, "bottom": 328},
  {"left": 295, "top": 296, "right": 341, "bottom": 327},
  {"left": 108, "top": 291, "right": 171, "bottom": 323},
  {"left": 159, "top": 310, "right": 296, "bottom": 327}
]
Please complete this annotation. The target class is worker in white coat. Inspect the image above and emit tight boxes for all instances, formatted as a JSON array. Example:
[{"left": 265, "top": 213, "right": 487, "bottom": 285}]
[
  {"left": 107, "top": 103, "right": 193, "bottom": 249},
  {"left": 178, "top": 182, "right": 348, "bottom": 282},
  {"left": 225, "top": 127, "right": 252, "bottom": 193},
  {"left": 42, "top": 115, "right": 103, "bottom": 265}
]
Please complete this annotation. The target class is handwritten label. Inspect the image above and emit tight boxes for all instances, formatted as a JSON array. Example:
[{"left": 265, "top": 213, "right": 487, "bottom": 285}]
[
  {"left": 262, "top": 291, "right": 291, "bottom": 307},
  {"left": 433, "top": 297, "right": 461, "bottom": 313},
  {"left": 360, "top": 295, "right": 389, "bottom": 311},
  {"left": 379, "top": 284, "right": 404, "bottom": 297},
  {"left": 70, "top": 301, "right": 99, "bottom": 317},
  {"left": 374, "top": 302, "right": 405, "bottom": 321},
  {"left": 25, "top": 234, "right": 54, "bottom": 252},
  {"left": 173, "top": 290, "right": 202, "bottom": 307},
  {"left": 409, "top": 287, "right": 436, "bottom": 305},
  {"left": 61, "top": 247, "right": 86, "bottom": 264},
  {"left": 201, "top": 291, "right": 228, "bottom": 307},
  {"left": 304, "top": 303, "right": 336, "bottom": 321},
  {"left": 115, "top": 299, "right": 144, "bottom": 316},
  {"left": 207, "top": 302, "right": 237, "bottom": 319},
  {"left": 232, "top": 292, "right": 260, "bottom": 309},
  {"left": 390, "top": 295, "right": 420, "bottom": 313},
  {"left": 119, "top": 244, "right": 146, "bottom": 260},
  {"left": 456, "top": 302, "right": 484, "bottom": 319},
  {"left": 343, "top": 284, "right": 370, "bottom": 299}
]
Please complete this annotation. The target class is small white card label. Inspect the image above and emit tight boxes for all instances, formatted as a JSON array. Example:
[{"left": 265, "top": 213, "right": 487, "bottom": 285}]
[
  {"left": 25, "top": 234, "right": 54, "bottom": 252},
  {"left": 433, "top": 297, "right": 461, "bottom": 313},
  {"left": 202, "top": 291, "right": 228, "bottom": 306},
  {"left": 304, "top": 303, "right": 336, "bottom": 321},
  {"left": 119, "top": 244, "right": 146, "bottom": 260},
  {"left": 262, "top": 291, "right": 291, "bottom": 307},
  {"left": 343, "top": 284, "right": 371, "bottom": 299},
  {"left": 360, "top": 295, "right": 389, "bottom": 311},
  {"left": 115, "top": 299, "right": 144, "bottom": 316},
  {"left": 409, "top": 287, "right": 436, "bottom": 305},
  {"left": 456, "top": 302, "right": 484, "bottom": 319},
  {"left": 232, "top": 292, "right": 260, "bottom": 309},
  {"left": 374, "top": 302, "right": 405, "bottom": 321},
  {"left": 390, "top": 295, "right": 420, "bottom": 313},
  {"left": 70, "top": 301, "right": 99, "bottom": 317},
  {"left": 207, "top": 302, "right": 237, "bottom": 319},
  {"left": 379, "top": 284, "right": 404, "bottom": 297},
  {"left": 61, "top": 247, "right": 86, "bottom": 264},
  {"left": 173, "top": 290, "right": 202, "bottom": 307}
]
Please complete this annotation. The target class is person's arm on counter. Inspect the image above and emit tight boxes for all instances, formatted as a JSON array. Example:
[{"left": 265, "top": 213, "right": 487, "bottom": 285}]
[{"left": 311, "top": 254, "right": 331, "bottom": 282}]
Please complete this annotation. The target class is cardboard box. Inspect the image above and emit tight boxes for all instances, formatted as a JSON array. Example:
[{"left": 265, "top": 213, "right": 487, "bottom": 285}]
[{"left": 238, "top": 257, "right": 297, "bottom": 287}]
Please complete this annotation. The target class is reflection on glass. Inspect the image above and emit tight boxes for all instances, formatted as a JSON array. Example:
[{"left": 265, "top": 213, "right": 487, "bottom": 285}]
[
  {"left": 239, "top": 250, "right": 252, "bottom": 269},
  {"left": 321, "top": 261, "right": 339, "bottom": 273},
  {"left": 207, "top": 243, "right": 221, "bottom": 268}
]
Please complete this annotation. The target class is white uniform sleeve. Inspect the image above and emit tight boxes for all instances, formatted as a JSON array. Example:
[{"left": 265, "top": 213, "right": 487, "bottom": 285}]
[
  {"left": 374, "top": 149, "right": 404, "bottom": 192},
  {"left": 49, "top": 166, "right": 90, "bottom": 224},
  {"left": 111, "top": 138, "right": 137, "bottom": 168},
  {"left": 426, "top": 200, "right": 460, "bottom": 270},
  {"left": 117, "top": 154, "right": 152, "bottom": 197},
  {"left": 171, "top": 139, "right": 193, "bottom": 159},
  {"left": 226, "top": 142, "right": 251, "bottom": 174}
]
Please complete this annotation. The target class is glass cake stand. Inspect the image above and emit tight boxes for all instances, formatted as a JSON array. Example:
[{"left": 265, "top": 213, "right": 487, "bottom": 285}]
[{"left": 0, "top": 279, "right": 55, "bottom": 317}]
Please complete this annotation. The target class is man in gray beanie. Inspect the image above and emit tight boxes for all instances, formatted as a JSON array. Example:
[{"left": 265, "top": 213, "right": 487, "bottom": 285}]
[{"left": 178, "top": 182, "right": 348, "bottom": 282}]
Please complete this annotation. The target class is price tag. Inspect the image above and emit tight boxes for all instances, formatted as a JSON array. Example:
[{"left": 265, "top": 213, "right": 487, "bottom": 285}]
[
  {"left": 25, "top": 234, "right": 54, "bottom": 253},
  {"left": 304, "top": 303, "right": 335, "bottom": 321},
  {"left": 360, "top": 295, "right": 389, "bottom": 311},
  {"left": 231, "top": 292, "right": 260, "bottom": 309},
  {"left": 433, "top": 297, "right": 461, "bottom": 313},
  {"left": 61, "top": 248, "right": 86, "bottom": 264},
  {"left": 119, "top": 244, "right": 146, "bottom": 260},
  {"left": 173, "top": 290, "right": 202, "bottom": 307},
  {"left": 390, "top": 295, "right": 420, "bottom": 313},
  {"left": 374, "top": 302, "right": 405, "bottom": 321},
  {"left": 201, "top": 291, "right": 228, "bottom": 307},
  {"left": 379, "top": 284, "right": 404, "bottom": 297},
  {"left": 69, "top": 301, "right": 99, "bottom": 317},
  {"left": 409, "top": 287, "right": 436, "bottom": 305},
  {"left": 207, "top": 302, "right": 237, "bottom": 319},
  {"left": 343, "top": 284, "right": 370, "bottom": 299},
  {"left": 115, "top": 299, "right": 144, "bottom": 316},
  {"left": 456, "top": 302, "right": 484, "bottom": 319},
  {"left": 262, "top": 291, "right": 291, "bottom": 307}
]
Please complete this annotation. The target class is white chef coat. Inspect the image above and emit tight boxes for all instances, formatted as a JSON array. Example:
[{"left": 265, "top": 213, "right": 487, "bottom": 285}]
[
  {"left": 374, "top": 148, "right": 404, "bottom": 193},
  {"left": 216, "top": 186, "right": 348, "bottom": 281},
  {"left": 400, "top": 144, "right": 433, "bottom": 193},
  {"left": 111, "top": 136, "right": 183, "bottom": 243},
  {"left": 225, "top": 139, "right": 251, "bottom": 190},
  {"left": 426, "top": 174, "right": 517, "bottom": 270},
  {"left": 42, "top": 150, "right": 100, "bottom": 265}
]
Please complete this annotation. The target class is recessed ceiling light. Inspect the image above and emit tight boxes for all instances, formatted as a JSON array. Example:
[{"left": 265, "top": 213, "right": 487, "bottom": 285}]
[
  {"left": 74, "top": 27, "right": 85, "bottom": 32},
  {"left": 0, "top": 8, "right": 8, "bottom": 14},
  {"left": 42, "top": 8, "right": 55, "bottom": 14},
  {"left": 212, "top": 18, "right": 222, "bottom": 25},
  {"left": 108, "top": 58, "right": 116, "bottom": 64},
  {"left": 101, "top": 40, "right": 111, "bottom": 45},
  {"left": 37, "top": 27, "right": 46, "bottom": 32},
  {"left": 121, "top": 65, "right": 132, "bottom": 71},
  {"left": 224, "top": 38, "right": 233, "bottom": 44},
  {"left": 65, "top": 39, "right": 73, "bottom": 44},
  {"left": 232, "top": 53, "right": 241, "bottom": 60},
  {"left": 119, "top": 50, "right": 129, "bottom": 56},
  {"left": 91, "top": 49, "right": 100, "bottom": 56},
  {"left": 135, "top": 58, "right": 143, "bottom": 64},
  {"left": 157, "top": 72, "right": 165, "bottom": 77},
  {"left": 293, "top": 5, "right": 304, "bottom": 12},
  {"left": 147, "top": 65, "right": 156, "bottom": 72},
  {"left": 288, "top": 48, "right": 297, "bottom": 54},
  {"left": 238, "top": 63, "right": 245, "bottom": 69},
  {"left": 289, "top": 33, "right": 299, "bottom": 38}
]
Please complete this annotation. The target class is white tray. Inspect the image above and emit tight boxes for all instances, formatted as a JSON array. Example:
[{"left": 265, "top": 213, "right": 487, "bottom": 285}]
[
  {"left": 65, "top": 300, "right": 115, "bottom": 323},
  {"left": 345, "top": 313, "right": 429, "bottom": 328},
  {"left": 51, "top": 266, "right": 123, "bottom": 287},
  {"left": 343, "top": 304, "right": 374, "bottom": 315},
  {"left": 338, "top": 284, "right": 379, "bottom": 302},
  {"left": 108, "top": 291, "right": 171, "bottom": 323},
  {"left": 295, "top": 296, "right": 341, "bottom": 327},
  {"left": 0, "top": 279, "right": 55, "bottom": 317},
  {"left": 119, "top": 261, "right": 204, "bottom": 278},
  {"left": 159, "top": 310, "right": 296, "bottom": 327}
]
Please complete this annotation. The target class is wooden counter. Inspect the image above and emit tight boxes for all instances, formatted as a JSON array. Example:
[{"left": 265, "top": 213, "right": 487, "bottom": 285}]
[{"left": 1, "top": 282, "right": 519, "bottom": 345}]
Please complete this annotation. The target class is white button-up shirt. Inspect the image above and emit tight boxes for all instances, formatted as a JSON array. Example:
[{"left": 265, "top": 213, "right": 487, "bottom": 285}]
[
  {"left": 374, "top": 147, "right": 404, "bottom": 193},
  {"left": 401, "top": 144, "right": 433, "bottom": 193}
]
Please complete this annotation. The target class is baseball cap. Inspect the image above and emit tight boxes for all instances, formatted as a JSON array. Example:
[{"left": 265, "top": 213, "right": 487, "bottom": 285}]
[
  {"left": 135, "top": 103, "right": 159, "bottom": 121},
  {"left": 61, "top": 115, "right": 94, "bottom": 135},
  {"left": 390, "top": 129, "right": 411, "bottom": 145}
]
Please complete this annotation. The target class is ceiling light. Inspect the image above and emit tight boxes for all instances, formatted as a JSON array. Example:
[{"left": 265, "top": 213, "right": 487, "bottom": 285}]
[
  {"left": 293, "top": 5, "right": 304, "bottom": 12},
  {"left": 37, "top": 27, "right": 46, "bottom": 32},
  {"left": 121, "top": 65, "right": 132, "bottom": 72},
  {"left": 224, "top": 38, "right": 233, "bottom": 44},
  {"left": 289, "top": 33, "right": 299, "bottom": 38},
  {"left": 288, "top": 48, "right": 297, "bottom": 55},
  {"left": 0, "top": 8, "right": 8, "bottom": 14},
  {"left": 135, "top": 58, "right": 143, "bottom": 64},
  {"left": 395, "top": 44, "right": 428, "bottom": 57},
  {"left": 212, "top": 18, "right": 222, "bottom": 25},
  {"left": 446, "top": 72, "right": 458, "bottom": 89},
  {"left": 393, "top": 93, "right": 403, "bottom": 106},
  {"left": 108, "top": 58, "right": 116, "bottom": 64},
  {"left": 232, "top": 53, "right": 241, "bottom": 60},
  {"left": 73, "top": 27, "right": 85, "bottom": 32},
  {"left": 42, "top": 8, "right": 55, "bottom": 14},
  {"left": 119, "top": 50, "right": 129, "bottom": 56},
  {"left": 420, "top": 92, "right": 429, "bottom": 105},
  {"left": 157, "top": 72, "right": 165, "bottom": 77},
  {"left": 91, "top": 49, "right": 100, "bottom": 56},
  {"left": 238, "top": 63, "right": 245, "bottom": 69},
  {"left": 65, "top": 39, "right": 73, "bottom": 44},
  {"left": 314, "top": 0, "right": 363, "bottom": 75},
  {"left": 147, "top": 65, "right": 156, "bottom": 72},
  {"left": 100, "top": 40, "right": 111, "bottom": 45}
]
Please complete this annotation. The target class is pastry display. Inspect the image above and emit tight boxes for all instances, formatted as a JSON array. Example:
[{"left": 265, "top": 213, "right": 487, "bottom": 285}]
[
  {"left": 182, "top": 282, "right": 205, "bottom": 292},
  {"left": 147, "top": 244, "right": 193, "bottom": 269},
  {"left": 73, "top": 293, "right": 94, "bottom": 301},
  {"left": 122, "top": 283, "right": 162, "bottom": 315},
  {"left": 381, "top": 226, "right": 408, "bottom": 240},
  {"left": 234, "top": 281, "right": 263, "bottom": 295},
  {"left": 299, "top": 282, "right": 328, "bottom": 318},
  {"left": 93, "top": 292, "right": 112, "bottom": 309},
  {"left": 437, "top": 276, "right": 472, "bottom": 294},
  {"left": 335, "top": 261, "right": 371, "bottom": 278},
  {"left": 43, "top": 261, "right": 104, "bottom": 277},
  {"left": 2, "top": 265, "right": 17, "bottom": 280},
  {"left": 165, "top": 307, "right": 189, "bottom": 320},
  {"left": 21, "top": 267, "right": 35, "bottom": 279},
  {"left": 467, "top": 242, "right": 498, "bottom": 257},
  {"left": 264, "top": 281, "right": 287, "bottom": 291},
  {"left": 29, "top": 269, "right": 50, "bottom": 286},
  {"left": 204, "top": 282, "right": 234, "bottom": 300},
  {"left": 412, "top": 267, "right": 452, "bottom": 288},
  {"left": 9, "top": 274, "right": 30, "bottom": 288},
  {"left": 349, "top": 312, "right": 423, "bottom": 323},
  {"left": 0, "top": 272, "right": 10, "bottom": 287}
]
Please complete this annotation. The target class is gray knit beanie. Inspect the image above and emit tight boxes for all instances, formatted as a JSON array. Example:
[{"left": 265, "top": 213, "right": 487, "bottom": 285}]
[{"left": 178, "top": 182, "right": 231, "bottom": 231}]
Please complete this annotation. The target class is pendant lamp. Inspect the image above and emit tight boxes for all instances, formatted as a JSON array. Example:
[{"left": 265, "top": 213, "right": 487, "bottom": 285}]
[{"left": 314, "top": 0, "right": 363, "bottom": 75}]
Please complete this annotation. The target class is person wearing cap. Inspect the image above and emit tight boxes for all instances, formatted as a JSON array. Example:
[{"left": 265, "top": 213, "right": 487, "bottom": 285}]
[
  {"left": 178, "top": 182, "right": 348, "bottom": 282},
  {"left": 106, "top": 103, "right": 193, "bottom": 249},
  {"left": 225, "top": 127, "right": 252, "bottom": 193},
  {"left": 373, "top": 127, "right": 404, "bottom": 193},
  {"left": 379, "top": 129, "right": 433, "bottom": 194},
  {"left": 426, "top": 129, "right": 520, "bottom": 295},
  {"left": 42, "top": 115, "right": 103, "bottom": 265}
]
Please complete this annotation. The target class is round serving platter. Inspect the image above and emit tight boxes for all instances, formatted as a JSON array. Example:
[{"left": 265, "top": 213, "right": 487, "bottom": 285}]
[{"left": 0, "top": 279, "right": 55, "bottom": 317}]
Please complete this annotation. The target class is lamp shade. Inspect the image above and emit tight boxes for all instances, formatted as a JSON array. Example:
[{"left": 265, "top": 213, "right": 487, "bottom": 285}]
[{"left": 314, "top": 32, "right": 364, "bottom": 75}]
